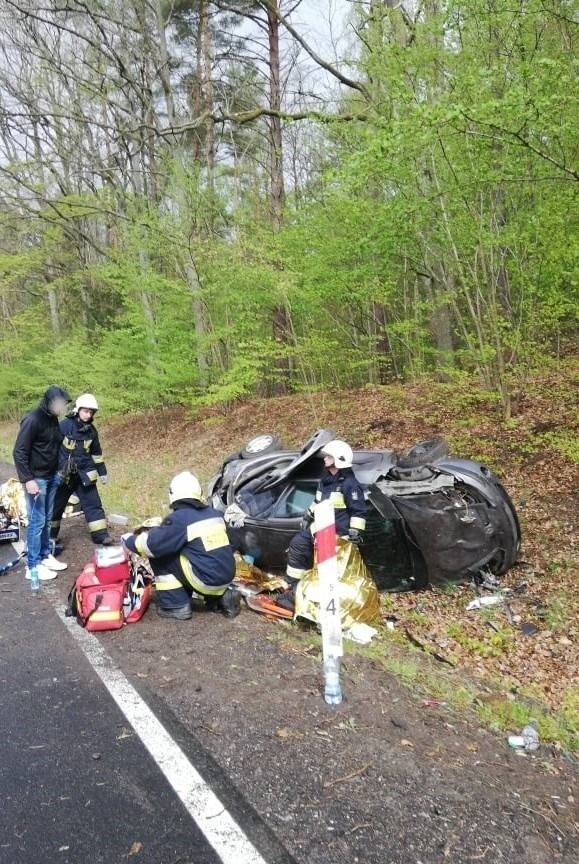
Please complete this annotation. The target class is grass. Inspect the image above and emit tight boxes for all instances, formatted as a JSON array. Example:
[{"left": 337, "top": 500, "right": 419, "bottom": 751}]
[
  {"left": 0, "top": 423, "right": 17, "bottom": 463},
  {"left": 0, "top": 419, "right": 170, "bottom": 525},
  {"left": 539, "top": 592, "right": 575, "bottom": 631},
  {"left": 446, "top": 621, "right": 513, "bottom": 659},
  {"left": 272, "top": 623, "right": 579, "bottom": 753}
]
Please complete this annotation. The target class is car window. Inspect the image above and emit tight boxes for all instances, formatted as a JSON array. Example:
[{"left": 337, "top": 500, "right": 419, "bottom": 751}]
[{"left": 272, "top": 481, "right": 317, "bottom": 518}]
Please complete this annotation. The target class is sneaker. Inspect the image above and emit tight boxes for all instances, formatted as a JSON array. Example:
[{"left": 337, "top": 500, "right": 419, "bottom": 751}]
[
  {"left": 41, "top": 554, "right": 68, "bottom": 572},
  {"left": 26, "top": 565, "right": 57, "bottom": 581}
]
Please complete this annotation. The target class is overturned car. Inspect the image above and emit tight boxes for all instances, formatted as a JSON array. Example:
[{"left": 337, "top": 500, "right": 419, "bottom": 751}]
[{"left": 208, "top": 430, "right": 521, "bottom": 592}]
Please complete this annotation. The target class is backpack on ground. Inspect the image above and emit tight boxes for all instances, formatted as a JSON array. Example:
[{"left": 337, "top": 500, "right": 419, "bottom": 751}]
[
  {"left": 66, "top": 562, "right": 127, "bottom": 631},
  {"left": 66, "top": 547, "right": 153, "bottom": 631}
]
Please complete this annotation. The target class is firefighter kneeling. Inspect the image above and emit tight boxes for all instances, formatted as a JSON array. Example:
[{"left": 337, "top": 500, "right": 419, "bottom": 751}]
[{"left": 122, "top": 471, "right": 239, "bottom": 621}]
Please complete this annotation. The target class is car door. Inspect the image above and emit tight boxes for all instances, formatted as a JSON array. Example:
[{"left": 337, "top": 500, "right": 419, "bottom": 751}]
[{"left": 231, "top": 479, "right": 318, "bottom": 574}]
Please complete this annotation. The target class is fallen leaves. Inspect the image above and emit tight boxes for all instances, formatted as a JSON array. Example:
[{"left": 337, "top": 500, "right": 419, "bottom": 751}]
[
  {"left": 384, "top": 574, "right": 578, "bottom": 713},
  {"left": 275, "top": 727, "right": 304, "bottom": 740}
]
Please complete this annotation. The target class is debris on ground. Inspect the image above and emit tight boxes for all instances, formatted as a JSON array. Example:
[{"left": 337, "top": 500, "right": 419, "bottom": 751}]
[{"left": 508, "top": 720, "right": 541, "bottom": 752}]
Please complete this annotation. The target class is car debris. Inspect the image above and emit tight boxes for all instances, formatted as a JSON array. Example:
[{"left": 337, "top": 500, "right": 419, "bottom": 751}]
[{"left": 508, "top": 721, "right": 540, "bottom": 752}]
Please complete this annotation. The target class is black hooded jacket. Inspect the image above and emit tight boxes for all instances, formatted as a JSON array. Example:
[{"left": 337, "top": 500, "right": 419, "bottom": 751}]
[{"left": 13, "top": 386, "right": 71, "bottom": 483}]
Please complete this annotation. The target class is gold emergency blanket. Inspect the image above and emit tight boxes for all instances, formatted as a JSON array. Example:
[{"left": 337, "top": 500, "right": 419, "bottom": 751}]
[
  {"left": 0, "top": 478, "right": 27, "bottom": 525},
  {"left": 295, "top": 539, "right": 380, "bottom": 629},
  {"left": 233, "top": 554, "right": 287, "bottom": 595}
]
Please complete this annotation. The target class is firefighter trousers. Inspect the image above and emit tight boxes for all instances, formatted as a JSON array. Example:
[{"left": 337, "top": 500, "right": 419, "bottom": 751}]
[
  {"left": 51, "top": 476, "right": 110, "bottom": 544},
  {"left": 286, "top": 528, "right": 315, "bottom": 580},
  {"left": 150, "top": 554, "right": 230, "bottom": 611}
]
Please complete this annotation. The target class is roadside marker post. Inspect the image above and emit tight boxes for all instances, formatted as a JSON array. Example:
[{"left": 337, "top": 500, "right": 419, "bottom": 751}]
[{"left": 314, "top": 499, "right": 343, "bottom": 705}]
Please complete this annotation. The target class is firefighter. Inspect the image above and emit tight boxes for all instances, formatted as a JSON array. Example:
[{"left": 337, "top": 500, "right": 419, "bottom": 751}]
[
  {"left": 50, "top": 393, "right": 113, "bottom": 546},
  {"left": 121, "top": 471, "right": 239, "bottom": 621},
  {"left": 278, "top": 439, "right": 367, "bottom": 611}
]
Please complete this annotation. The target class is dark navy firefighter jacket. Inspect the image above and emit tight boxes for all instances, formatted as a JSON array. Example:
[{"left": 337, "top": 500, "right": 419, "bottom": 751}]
[
  {"left": 124, "top": 500, "right": 236, "bottom": 590},
  {"left": 308, "top": 467, "right": 367, "bottom": 535},
  {"left": 59, "top": 415, "right": 108, "bottom": 487}
]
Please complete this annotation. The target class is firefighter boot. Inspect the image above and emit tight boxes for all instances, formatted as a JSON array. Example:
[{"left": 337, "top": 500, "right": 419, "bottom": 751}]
[
  {"left": 205, "top": 587, "right": 241, "bottom": 619},
  {"left": 157, "top": 603, "right": 192, "bottom": 620},
  {"left": 276, "top": 577, "right": 298, "bottom": 612},
  {"left": 219, "top": 586, "right": 241, "bottom": 619}
]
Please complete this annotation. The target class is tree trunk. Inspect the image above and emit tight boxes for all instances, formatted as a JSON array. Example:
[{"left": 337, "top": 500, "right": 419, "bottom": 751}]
[
  {"left": 267, "top": 1, "right": 284, "bottom": 230},
  {"left": 200, "top": 2, "right": 215, "bottom": 186},
  {"left": 266, "top": 1, "right": 292, "bottom": 393},
  {"left": 372, "top": 301, "right": 394, "bottom": 384},
  {"left": 46, "top": 285, "right": 61, "bottom": 338}
]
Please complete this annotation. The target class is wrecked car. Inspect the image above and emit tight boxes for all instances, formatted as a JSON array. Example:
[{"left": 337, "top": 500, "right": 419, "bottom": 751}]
[{"left": 208, "top": 430, "right": 521, "bottom": 592}]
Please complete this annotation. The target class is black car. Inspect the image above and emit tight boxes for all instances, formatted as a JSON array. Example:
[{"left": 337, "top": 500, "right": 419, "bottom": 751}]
[{"left": 208, "top": 429, "right": 521, "bottom": 592}]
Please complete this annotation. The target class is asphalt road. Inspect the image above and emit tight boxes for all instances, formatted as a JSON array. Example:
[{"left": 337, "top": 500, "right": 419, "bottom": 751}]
[{"left": 0, "top": 542, "right": 293, "bottom": 864}]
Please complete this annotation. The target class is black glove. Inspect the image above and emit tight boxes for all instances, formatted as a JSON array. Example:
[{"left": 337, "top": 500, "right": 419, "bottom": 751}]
[
  {"left": 347, "top": 528, "right": 362, "bottom": 545},
  {"left": 300, "top": 512, "right": 314, "bottom": 531}
]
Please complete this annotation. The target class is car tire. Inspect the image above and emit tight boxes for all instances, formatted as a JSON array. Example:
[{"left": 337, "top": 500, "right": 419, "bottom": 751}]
[
  {"left": 396, "top": 437, "right": 449, "bottom": 469},
  {"left": 241, "top": 434, "right": 283, "bottom": 459}
]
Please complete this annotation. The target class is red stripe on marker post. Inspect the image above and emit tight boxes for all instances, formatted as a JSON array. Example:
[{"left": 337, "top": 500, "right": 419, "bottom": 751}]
[{"left": 314, "top": 500, "right": 343, "bottom": 705}]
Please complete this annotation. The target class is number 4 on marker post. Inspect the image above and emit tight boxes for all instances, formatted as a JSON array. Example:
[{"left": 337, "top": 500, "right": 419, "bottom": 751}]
[{"left": 315, "top": 500, "right": 343, "bottom": 662}]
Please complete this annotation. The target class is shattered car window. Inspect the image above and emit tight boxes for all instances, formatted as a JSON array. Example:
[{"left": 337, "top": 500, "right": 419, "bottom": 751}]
[{"left": 272, "top": 482, "right": 317, "bottom": 518}]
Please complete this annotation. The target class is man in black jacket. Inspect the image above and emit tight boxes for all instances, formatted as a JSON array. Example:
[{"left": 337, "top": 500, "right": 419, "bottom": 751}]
[{"left": 13, "top": 386, "right": 71, "bottom": 581}]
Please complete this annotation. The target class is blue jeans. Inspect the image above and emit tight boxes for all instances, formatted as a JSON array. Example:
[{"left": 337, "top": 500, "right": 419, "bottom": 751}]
[{"left": 24, "top": 474, "right": 61, "bottom": 569}]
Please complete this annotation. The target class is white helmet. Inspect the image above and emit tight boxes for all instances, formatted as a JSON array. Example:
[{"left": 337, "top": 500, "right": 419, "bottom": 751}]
[
  {"left": 321, "top": 439, "right": 354, "bottom": 468},
  {"left": 169, "top": 471, "right": 203, "bottom": 504},
  {"left": 75, "top": 393, "right": 99, "bottom": 412}
]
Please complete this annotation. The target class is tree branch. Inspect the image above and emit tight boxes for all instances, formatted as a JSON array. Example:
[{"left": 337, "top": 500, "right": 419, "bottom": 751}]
[
  {"left": 256, "top": 0, "right": 369, "bottom": 98},
  {"left": 157, "top": 105, "right": 370, "bottom": 138}
]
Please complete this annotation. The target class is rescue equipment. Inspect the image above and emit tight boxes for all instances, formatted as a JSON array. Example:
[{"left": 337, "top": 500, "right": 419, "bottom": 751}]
[{"left": 66, "top": 546, "right": 153, "bottom": 631}]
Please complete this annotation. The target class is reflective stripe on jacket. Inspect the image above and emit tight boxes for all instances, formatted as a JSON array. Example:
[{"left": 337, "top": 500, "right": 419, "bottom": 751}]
[
  {"left": 58, "top": 416, "right": 107, "bottom": 486},
  {"left": 124, "top": 501, "right": 235, "bottom": 588},
  {"left": 309, "top": 468, "right": 367, "bottom": 534}
]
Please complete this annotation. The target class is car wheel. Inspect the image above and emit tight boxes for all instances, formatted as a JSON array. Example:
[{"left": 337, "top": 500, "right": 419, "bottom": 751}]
[
  {"left": 396, "top": 437, "right": 449, "bottom": 469},
  {"left": 241, "top": 434, "right": 283, "bottom": 459}
]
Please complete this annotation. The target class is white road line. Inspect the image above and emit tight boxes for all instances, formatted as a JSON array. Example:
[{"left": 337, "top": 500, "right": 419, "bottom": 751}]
[{"left": 55, "top": 606, "right": 269, "bottom": 864}]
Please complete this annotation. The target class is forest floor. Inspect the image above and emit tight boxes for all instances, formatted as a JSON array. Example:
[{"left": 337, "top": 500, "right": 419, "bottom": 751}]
[{"left": 0, "top": 360, "right": 577, "bottom": 863}]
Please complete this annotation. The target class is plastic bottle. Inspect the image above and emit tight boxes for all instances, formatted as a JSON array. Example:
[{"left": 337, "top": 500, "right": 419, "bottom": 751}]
[
  {"left": 30, "top": 566, "right": 40, "bottom": 592},
  {"left": 324, "top": 657, "right": 342, "bottom": 706},
  {"left": 522, "top": 720, "right": 540, "bottom": 752}
]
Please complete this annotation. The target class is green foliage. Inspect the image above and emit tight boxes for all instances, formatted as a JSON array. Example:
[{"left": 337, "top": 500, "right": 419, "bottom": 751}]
[{"left": 0, "top": 0, "right": 577, "bottom": 418}]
